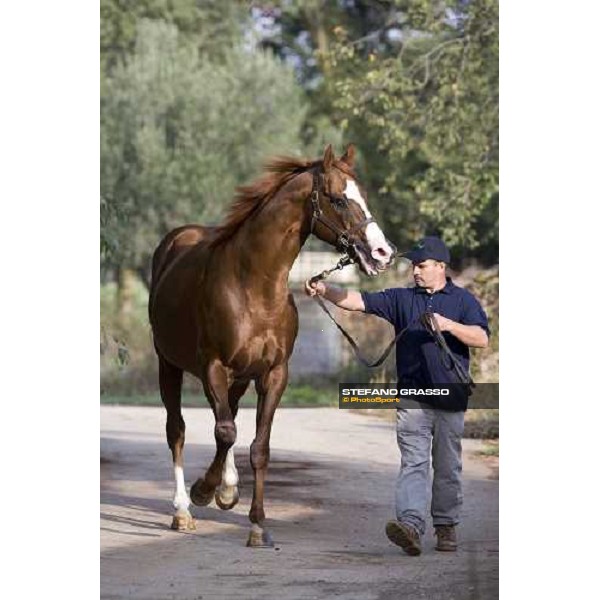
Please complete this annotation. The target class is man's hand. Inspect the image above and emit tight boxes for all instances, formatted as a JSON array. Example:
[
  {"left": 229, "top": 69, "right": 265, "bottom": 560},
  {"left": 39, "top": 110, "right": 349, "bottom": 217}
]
[
  {"left": 305, "top": 279, "right": 326, "bottom": 297},
  {"left": 432, "top": 312, "right": 488, "bottom": 348},
  {"left": 304, "top": 280, "right": 365, "bottom": 311},
  {"left": 432, "top": 312, "right": 454, "bottom": 332}
]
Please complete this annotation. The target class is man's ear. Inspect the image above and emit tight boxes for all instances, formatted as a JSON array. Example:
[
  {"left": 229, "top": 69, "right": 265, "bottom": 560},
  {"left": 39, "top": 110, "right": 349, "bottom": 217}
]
[
  {"left": 340, "top": 144, "right": 356, "bottom": 168},
  {"left": 322, "top": 144, "right": 335, "bottom": 171}
]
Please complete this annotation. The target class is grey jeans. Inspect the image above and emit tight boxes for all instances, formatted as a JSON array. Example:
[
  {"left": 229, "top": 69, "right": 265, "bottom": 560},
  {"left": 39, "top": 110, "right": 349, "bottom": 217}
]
[{"left": 395, "top": 404, "right": 465, "bottom": 535}]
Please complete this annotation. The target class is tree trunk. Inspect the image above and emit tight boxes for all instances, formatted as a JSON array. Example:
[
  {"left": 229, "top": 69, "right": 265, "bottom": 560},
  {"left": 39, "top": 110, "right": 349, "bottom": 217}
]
[
  {"left": 115, "top": 266, "right": 137, "bottom": 328},
  {"left": 306, "top": 4, "right": 331, "bottom": 76}
]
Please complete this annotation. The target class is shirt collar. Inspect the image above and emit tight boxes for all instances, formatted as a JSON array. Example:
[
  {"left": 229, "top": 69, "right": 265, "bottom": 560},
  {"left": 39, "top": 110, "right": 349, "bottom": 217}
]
[{"left": 415, "top": 277, "right": 456, "bottom": 295}]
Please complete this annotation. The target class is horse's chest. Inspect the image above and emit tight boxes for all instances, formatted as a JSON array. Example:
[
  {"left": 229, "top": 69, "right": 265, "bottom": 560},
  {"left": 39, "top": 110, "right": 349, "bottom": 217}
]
[
  {"left": 227, "top": 315, "right": 297, "bottom": 375},
  {"left": 198, "top": 291, "right": 298, "bottom": 375},
  {"left": 251, "top": 333, "right": 283, "bottom": 360},
  {"left": 247, "top": 321, "right": 292, "bottom": 358}
]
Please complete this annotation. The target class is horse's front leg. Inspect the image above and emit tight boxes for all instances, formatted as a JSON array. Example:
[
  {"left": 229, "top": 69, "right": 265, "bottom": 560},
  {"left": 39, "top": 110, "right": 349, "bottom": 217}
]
[
  {"left": 247, "top": 363, "right": 288, "bottom": 548},
  {"left": 215, "top": 379, "right": 250, "bottom": 510},
  {"left": 190, "top": 360, "right": 236, "bottom": 507}
]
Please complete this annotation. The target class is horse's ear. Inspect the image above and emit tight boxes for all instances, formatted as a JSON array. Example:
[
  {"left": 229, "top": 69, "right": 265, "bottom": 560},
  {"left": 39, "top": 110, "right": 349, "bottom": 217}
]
[
  {"left": 340, "top": 144, "right": 356, "bottom": 168},
  {"left": 322, "top": 144, "right": 335, "bottom": 172}
]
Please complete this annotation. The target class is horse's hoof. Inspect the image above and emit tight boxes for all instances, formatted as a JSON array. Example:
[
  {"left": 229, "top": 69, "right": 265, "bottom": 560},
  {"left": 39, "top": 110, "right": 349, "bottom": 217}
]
[
  {"left": 215, "top": 486, "right": 239, "bottom": 510},
  {"left": 246, "top": 528, "right": 274, "bottom": 548},
  {"left": 171, "top": 510, "right": 197, "bottom": 531},
  {"left": 190, "top": 480, "right": 215, "bottom": 507}
]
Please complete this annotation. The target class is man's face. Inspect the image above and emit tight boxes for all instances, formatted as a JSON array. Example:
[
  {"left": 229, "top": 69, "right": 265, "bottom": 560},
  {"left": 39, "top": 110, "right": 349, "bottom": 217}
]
[{"left": 412, "top": 259, "right": 445, "bottom": 288}]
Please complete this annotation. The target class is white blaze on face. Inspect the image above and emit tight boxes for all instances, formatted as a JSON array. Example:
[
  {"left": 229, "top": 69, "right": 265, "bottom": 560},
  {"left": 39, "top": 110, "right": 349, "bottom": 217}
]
[
  {"left": 343, "top": 180, "right": 393, "bottom": 263},
  {"left": 173, "top": 465, "right": 190, "bottom": 511}
]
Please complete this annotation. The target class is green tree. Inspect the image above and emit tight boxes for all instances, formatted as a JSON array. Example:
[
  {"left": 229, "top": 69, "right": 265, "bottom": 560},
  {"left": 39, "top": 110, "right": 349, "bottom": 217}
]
[
  {"left": 101, "top": 0, "right": 246, "bottom": 75},
  {"left": 250, "top": 1, "right": 406, "bottom": 155},
  {"left": 330, "top": 0, "right": 499, "bottom": 254},
  {"left": 101, "top": 19, "right": 308, "bottom": 281},
  {"left": 253, "top": 1, "right": 407, "bottom": 85}
]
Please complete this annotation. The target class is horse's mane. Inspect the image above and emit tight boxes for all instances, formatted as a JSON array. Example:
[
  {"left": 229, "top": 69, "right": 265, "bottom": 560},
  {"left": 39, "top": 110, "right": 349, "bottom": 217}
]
[{"left": 208, "top": 155, "right": 355, "bottom": 248}]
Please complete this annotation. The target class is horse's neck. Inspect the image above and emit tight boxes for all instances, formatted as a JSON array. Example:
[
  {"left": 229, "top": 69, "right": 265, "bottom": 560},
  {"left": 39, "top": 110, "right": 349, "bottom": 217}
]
[{"left": 231, "top": 172, "right": 312, "bottom": 299}]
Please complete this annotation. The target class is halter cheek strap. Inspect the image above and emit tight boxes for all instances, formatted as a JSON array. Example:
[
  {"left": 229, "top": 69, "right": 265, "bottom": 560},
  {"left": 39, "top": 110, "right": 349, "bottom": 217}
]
[{"left": 310, "top": 171, "right": 374, "bottom": 252}]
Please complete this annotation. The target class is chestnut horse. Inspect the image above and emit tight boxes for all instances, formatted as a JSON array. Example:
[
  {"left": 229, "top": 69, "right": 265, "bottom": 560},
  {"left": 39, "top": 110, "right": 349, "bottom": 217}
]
[{"left": 148, "top": 144, "right": 395, "bottom": 546}]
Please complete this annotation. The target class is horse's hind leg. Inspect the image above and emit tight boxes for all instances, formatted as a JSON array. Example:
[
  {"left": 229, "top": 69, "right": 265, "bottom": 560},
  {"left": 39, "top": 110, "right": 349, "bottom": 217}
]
[
  {"left": 158, "top": 355, "right": 196, "bottom": 531},
  {"left": 215, "top": 379, "right": 249, "bottom": 510}
]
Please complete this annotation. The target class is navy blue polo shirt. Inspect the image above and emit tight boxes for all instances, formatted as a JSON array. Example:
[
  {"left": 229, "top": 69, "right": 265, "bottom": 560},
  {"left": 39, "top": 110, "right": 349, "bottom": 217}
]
[{"left": 361, "top": 278, "right": 489, "bottom": 407}]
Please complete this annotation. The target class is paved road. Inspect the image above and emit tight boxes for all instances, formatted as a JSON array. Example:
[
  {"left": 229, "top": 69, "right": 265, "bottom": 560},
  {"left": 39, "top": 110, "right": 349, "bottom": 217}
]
[{"left": 101, "top": 407, "right": 498, "bottom": 600}]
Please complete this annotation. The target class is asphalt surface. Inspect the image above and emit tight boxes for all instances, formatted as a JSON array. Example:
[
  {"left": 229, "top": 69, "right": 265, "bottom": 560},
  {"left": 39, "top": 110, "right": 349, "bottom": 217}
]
[{"left": 101, "top": 406, "right": 498, "bottom": 600}]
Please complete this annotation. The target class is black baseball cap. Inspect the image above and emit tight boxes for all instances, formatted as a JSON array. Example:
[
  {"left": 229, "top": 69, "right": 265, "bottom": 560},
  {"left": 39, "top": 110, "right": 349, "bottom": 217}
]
[{"left": 402, "top": 236, "right": 450, "bottom": 264}]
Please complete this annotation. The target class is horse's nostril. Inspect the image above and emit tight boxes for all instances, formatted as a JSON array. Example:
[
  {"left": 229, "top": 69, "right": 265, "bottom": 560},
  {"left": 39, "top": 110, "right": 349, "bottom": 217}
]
[{"left": 373, "top": 247, "right": 391, "bottom": 260}]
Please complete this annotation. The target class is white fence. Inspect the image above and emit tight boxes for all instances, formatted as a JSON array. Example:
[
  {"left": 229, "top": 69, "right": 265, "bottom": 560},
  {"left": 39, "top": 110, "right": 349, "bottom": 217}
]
[{"left": 288, "top": 251, "right": 360, "bottom": 285}]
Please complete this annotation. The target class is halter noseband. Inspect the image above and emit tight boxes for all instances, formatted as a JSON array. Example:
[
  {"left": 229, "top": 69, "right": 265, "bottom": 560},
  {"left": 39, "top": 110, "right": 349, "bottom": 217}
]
[{"left": 309, "top": 170, "right": 374, "bottom": 253}]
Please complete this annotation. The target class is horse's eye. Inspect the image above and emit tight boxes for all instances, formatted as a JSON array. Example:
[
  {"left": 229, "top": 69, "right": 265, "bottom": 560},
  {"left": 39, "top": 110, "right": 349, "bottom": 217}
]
[{"left": 332, "top": 195, "right": 348, "bottom": 210}]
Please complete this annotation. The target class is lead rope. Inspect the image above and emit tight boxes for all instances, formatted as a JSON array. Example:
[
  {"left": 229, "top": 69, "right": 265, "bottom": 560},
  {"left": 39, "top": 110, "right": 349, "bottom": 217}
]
[
  {"left": 309, "top": 256, "right": 412, "bottom": 368},
  {"left": 309, "top": 259, "right": 478, "bottom": 387},
  {"left": 420, "top": 311, "right": 476, "bottom": 390}
]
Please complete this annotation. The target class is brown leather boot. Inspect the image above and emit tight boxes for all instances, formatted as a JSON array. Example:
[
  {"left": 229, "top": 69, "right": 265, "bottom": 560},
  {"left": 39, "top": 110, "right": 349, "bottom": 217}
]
[
  {"left": 385, "top": 520, "right": 421, "bottom": 556},
  {"left": 435, "top": 525, "right": 457, "bottom": 552}
]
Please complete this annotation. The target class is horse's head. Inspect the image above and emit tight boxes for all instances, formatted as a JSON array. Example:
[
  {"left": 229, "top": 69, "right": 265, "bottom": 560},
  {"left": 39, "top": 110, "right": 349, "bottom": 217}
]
[{"left": 310, "top": 144, "right": 396, "bottom": 276}]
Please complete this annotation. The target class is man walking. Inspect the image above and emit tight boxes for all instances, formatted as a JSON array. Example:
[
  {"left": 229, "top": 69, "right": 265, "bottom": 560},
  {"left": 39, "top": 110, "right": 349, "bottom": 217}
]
[{"left": 305, "top": 236, "right": 489, "bottom": 555}]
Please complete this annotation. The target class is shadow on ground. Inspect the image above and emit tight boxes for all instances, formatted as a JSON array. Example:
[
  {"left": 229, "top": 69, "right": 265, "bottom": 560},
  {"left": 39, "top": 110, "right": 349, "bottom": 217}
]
[{"left": 101, "top": 420, "right": 498, "bottom": 600}]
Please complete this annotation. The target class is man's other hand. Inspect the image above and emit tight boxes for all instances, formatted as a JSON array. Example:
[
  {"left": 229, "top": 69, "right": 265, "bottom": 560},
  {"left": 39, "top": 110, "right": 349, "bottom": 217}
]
[
  {"left": 432, "top": 312, "right": 488, "bottom": 347},
  {"left": 432, "top": 312, "right": 454, "bottom": 332}
]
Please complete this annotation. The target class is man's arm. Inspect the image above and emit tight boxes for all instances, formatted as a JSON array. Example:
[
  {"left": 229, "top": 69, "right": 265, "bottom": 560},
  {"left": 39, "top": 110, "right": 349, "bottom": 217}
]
[
  {"left": 304, "top": 280, "right": 365, "bottom": 312},
  {"left": 432, "top": 313, "right": 489, "bottom": 348}
]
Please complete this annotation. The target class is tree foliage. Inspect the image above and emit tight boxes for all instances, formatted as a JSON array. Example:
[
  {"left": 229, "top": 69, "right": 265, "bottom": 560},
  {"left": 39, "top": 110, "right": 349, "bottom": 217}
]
[
  {"left": 253, "top": 1, "right": 406, "bottom": 84},
  {"left": 100, "top": 1, "right": 499, "bottom": 273},
  {"left": 330, "top": 0, "right": 499, "bottom": 252},
  {"left": 101, "top": 19, "right": 308, "bottom": 275},
  {"left": 101, "top": 0, "right": 246, "bottom": 75},
  {"left": 250, "top": 2, "right": 401, "bottom": 159}
]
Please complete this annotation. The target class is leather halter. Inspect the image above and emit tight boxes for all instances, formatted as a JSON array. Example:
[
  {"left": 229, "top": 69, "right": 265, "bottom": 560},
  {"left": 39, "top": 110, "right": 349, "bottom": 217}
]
[{"left": 309, "top": 170, "right": 374, "bottom": 253}]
